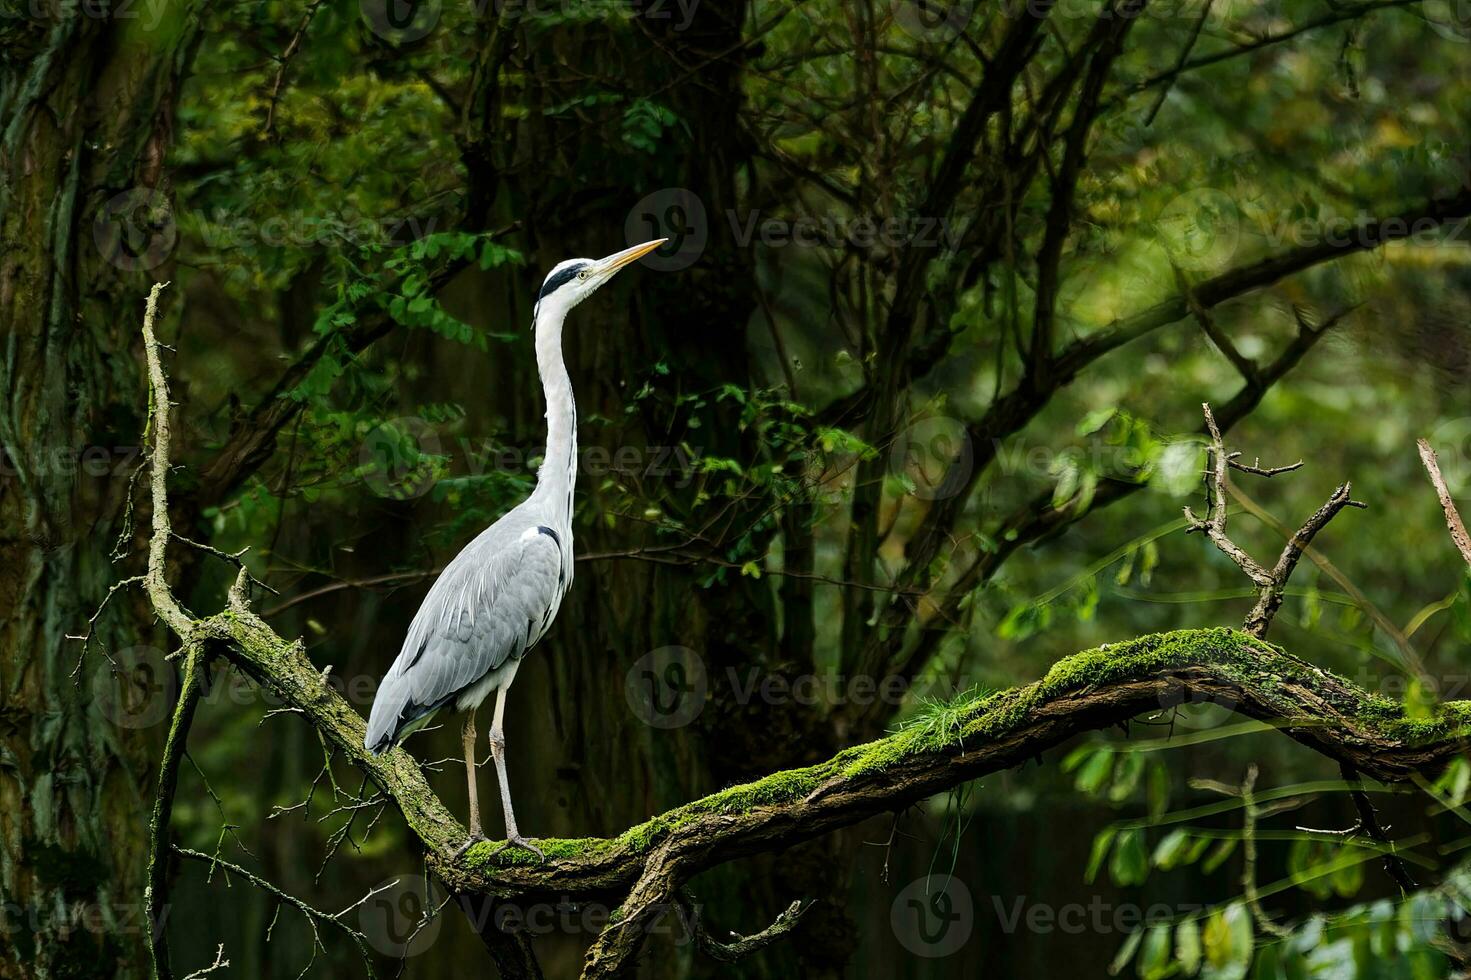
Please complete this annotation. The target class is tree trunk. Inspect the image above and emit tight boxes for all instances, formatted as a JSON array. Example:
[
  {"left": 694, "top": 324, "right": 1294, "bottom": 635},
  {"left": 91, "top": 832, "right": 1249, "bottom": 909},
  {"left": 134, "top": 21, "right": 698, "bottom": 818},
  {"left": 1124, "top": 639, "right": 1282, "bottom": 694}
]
[{"left": 0, "top": 11, "right": 204, "bottom": 979}]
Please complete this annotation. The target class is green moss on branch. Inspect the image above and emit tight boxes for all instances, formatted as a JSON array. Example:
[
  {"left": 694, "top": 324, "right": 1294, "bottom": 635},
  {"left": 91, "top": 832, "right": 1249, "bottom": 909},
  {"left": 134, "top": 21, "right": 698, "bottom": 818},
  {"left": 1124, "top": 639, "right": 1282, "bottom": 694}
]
[{"left": 464, "top": 628, "right": 1471, "bottom": 873}]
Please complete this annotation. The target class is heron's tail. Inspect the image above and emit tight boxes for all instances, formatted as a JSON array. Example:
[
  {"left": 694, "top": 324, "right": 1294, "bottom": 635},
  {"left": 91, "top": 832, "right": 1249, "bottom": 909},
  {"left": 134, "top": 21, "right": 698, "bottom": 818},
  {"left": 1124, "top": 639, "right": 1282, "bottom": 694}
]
[
  {"left": 364, "top": 693, "right": 402, "bottom": 755},
  {"left": 365, "top": 686, "right": 442, "bottom": 755}
]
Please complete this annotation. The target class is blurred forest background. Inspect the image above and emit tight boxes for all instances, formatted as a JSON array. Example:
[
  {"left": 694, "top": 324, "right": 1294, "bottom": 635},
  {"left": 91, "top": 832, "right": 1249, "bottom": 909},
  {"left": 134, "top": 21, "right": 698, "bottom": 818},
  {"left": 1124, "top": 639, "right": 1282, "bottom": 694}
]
[{"left": 5, "top": 0, "right": 1471, "bottom": 976}]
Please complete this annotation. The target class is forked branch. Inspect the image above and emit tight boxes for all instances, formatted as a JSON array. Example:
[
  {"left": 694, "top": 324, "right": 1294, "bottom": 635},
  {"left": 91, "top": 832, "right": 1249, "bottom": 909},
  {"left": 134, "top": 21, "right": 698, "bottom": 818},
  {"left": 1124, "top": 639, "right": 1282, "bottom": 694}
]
[{"left": 1184, "top": 403, "right": 1365, "bottom": 637}]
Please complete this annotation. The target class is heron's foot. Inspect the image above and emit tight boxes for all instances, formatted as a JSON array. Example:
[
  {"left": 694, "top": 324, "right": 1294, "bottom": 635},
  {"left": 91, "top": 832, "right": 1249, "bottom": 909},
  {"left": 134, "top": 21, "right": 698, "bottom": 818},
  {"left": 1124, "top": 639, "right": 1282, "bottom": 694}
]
[
  {"left": 490, "top": 834, "right": 545, "bottom": 862},
  {"left": 452, "top": 833, "right": 488, "bottom": 862}
]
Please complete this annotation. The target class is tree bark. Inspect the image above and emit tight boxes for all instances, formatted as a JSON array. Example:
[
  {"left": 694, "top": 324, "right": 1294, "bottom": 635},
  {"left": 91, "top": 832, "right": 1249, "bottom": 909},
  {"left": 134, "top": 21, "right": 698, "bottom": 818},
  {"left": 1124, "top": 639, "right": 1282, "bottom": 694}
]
[{"left": 0, "top": 10, "right": 204, "bottom": 978}]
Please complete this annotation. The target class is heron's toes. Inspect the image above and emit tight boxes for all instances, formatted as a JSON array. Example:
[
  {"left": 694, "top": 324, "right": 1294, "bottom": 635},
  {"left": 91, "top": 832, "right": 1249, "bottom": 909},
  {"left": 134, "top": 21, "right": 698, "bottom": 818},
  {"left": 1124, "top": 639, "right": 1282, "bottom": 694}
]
[
  {"left": 452, "top": 834, "right": 488, "bottom": 861},
  {"left": 491, "top": 834, "right": 545, "bottom": 862}
]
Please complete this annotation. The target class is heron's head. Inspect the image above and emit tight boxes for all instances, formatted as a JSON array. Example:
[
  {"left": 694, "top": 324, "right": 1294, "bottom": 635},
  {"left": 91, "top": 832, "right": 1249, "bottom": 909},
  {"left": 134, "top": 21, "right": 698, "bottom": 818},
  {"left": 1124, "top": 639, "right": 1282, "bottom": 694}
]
[{"left": 535, "top": 239, "right": 667, "bottom": 318}]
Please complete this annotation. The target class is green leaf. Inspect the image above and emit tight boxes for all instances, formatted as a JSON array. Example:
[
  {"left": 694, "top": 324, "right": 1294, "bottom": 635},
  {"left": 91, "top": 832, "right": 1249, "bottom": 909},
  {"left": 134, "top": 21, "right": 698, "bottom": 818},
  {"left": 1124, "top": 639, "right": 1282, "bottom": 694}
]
[
  {"left": 1086, "top": 827, "right": 1118, "bottom": 884},
  {"left": 1075, "top": 749, "right": 1115, "bottom": 795},
  {"left": 1077, "top": 407, "right": 1118, "bottom": 436},
  {"left": 1287, "top": 839, "right": 1333, "bottom": 900},
  {"left": 1110, "top": 828, "right": 1149, "bottom": 887},
  {"left": 1147, "top": 760, "right": 1172, "bottom": 818},
  {"left": 1200, "top": 838, "right": 1237, "bottom": 875},
  {"left": 1052, "top": 461, "right": 1080, "bottom": 508},
  {"left": 1110, "top": 928, "right": 1145, "bottom": 976},
  {"left": 997, "top": 601, "right": 1050, "bottom": 641},
  {"left": 1175, "top": 918, "right": 1202, "bottom": 975},
  {"left": 1109, "top": 751, "right": 1146, "bottom": 802},
  {"left": 1200, "top": 904, "right": 1252, "bottom": 980},
  {"left": 1062, "top": 743, "right": 1097, "bottom": 773},
  {"left": 1152, "top": 829, "right": 1193, "bottom": 870},
  {"left": 1330, "top": 852, "right": 1364, "bottom": 898},
  {"left": 1139, "top": 924, "right": 1175, "bottom": 980}
]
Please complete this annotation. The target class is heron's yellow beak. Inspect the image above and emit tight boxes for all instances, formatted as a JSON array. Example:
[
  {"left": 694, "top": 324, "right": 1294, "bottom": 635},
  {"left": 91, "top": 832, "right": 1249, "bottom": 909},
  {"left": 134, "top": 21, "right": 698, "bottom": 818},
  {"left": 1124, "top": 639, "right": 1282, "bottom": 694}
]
[{"left": 595, "top": 238, "right": 667, "bottom": 275}]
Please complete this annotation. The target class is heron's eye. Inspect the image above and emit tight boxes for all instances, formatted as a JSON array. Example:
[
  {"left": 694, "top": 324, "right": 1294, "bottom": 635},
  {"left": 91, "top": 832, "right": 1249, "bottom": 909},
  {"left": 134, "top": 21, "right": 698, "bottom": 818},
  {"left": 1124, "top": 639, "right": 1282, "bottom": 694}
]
[{"left": 577, "top": 270, "right": 589, "bottom": 281}]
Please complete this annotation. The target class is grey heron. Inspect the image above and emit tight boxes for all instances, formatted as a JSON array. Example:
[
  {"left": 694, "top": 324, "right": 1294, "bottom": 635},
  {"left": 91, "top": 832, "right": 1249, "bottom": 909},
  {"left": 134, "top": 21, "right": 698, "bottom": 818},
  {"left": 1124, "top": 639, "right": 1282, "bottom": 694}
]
[{"left": 364, "top": 238, "right": 667, "bottom": 860}]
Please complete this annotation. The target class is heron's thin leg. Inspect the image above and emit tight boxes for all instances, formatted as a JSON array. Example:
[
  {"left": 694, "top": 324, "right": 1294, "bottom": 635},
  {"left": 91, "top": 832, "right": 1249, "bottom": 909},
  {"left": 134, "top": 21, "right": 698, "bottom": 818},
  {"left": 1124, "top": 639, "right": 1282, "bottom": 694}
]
[
  {"left": 489, "top": 686, "right": 543, "bottom": 860},
  {"left": 462, "top": 712, "right": 481, "bottom": 840}
]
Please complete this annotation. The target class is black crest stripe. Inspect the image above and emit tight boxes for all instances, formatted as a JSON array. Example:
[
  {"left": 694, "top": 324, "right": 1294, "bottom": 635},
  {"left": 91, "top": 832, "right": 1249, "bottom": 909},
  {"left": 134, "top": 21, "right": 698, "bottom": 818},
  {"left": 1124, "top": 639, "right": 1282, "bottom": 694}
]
[{"left": 538, "top": 263, "right": 586, "bottom": 300}]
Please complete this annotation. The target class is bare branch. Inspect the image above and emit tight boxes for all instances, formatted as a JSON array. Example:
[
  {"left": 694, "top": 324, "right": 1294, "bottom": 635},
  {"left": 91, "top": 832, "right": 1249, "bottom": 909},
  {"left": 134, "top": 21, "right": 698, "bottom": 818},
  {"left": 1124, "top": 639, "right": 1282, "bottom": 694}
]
[
  {"left": 66, "top": 574, "right": 145, "bottom": 678},
  {"left": 173, "top": 847, "right": 378, "bottom": 977},
  {"left": 1417, "top": 437, "right": 1471, "bottom": 569},
  {"left": 261, "top": 0, "right": 326, "bottom": 137},
  {"left": 1142, "top": 0, "right": 1213, "bottom": 125},
  {"left": 1251, "top": 481, "right": 1367, "bottom": 635},
  {"left": 1184, "top": 403, "right": 1365, "bottom": 638},
  {"left": 135, "top": 281, "right": 207, "bottom": 980},
  {"left": 1183, "top": 404, "right": 1275, "bottom": 588},
  {"left": 1228, "top": 455, "right": 1304, "bottom": 478},
  {"left": 683, "top": 896, "right": 814, "bottom": 964},
  {"left": 1114, "top": 0, "right": 1422, "bottom": 108},
  {"left": 1032, "top": 0, "right": 1147, "bottom": 369},
  {"left": 1180, "top": 267, "right": 1259, "bottom": 384},
  {"left": 1239, "top": 765, "right": 1291, "bottom": 939},
  {"left": 1340, "top": 762, "right": 1417, "bottom": 893},
  {"left": 180, "top": 944, "right": 228, "bottom": 980}
]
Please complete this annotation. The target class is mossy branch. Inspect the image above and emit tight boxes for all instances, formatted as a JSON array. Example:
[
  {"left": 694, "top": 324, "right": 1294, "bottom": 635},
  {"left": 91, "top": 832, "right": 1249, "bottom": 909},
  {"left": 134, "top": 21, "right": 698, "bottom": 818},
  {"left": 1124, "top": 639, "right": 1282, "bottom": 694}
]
[
  {"left": 130, "top": 289, "right": 1469, "bottom": 978},
  {"left": 157, "top": 613, "right": 1471, "bottom": 975}
]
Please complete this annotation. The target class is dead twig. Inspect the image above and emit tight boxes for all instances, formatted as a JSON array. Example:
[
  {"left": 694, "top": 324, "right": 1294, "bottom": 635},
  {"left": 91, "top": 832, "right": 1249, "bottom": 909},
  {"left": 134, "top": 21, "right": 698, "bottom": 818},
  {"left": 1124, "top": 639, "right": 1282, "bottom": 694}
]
[
  {"left": 1340, "top": 762, "right": 1417, "bottom": 893},
  {"left": 1184, "top": 402, "right": 1365, "bottom": 638},
  {"left": 174, "top": 847, "right": 379, "bottom": 978},
  {"left": 1417, "top": 438, "right": 1471, "bottom": 569},
  {"left": 679, "top": 892, "right": 815, "bottom": 964}
]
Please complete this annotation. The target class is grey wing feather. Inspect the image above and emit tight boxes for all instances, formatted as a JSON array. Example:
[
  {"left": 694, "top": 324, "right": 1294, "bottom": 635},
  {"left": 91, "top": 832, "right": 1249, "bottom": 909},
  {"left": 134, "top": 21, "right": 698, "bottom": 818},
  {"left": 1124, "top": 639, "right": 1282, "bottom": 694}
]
[{"left": 365, "top": 508, "right": 564, "bottom": 753}]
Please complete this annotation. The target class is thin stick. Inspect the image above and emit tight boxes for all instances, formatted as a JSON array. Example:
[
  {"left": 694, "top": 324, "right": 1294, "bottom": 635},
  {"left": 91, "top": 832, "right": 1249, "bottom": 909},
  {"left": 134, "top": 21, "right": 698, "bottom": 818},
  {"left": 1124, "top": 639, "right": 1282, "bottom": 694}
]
[
  {"left": 1185, "top": 402, "right": 1364, "bottom": 638},
  {"left": 1416, "top": 438, "right": 1471, "bottom": 568}
]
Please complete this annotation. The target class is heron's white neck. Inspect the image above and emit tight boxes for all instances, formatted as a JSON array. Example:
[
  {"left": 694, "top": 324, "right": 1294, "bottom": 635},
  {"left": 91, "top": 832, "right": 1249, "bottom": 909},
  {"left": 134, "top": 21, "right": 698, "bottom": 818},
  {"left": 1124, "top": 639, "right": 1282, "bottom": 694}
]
[{"left": 532, "top": 299, "right": 577, "bottom": 518}]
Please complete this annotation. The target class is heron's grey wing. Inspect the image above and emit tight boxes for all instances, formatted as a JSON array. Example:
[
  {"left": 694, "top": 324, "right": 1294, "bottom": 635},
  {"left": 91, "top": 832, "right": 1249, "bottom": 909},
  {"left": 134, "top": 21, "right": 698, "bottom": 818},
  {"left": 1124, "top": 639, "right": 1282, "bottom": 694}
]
[{"left": 365, "top": 521, "right": 563, "bottom": 752}]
